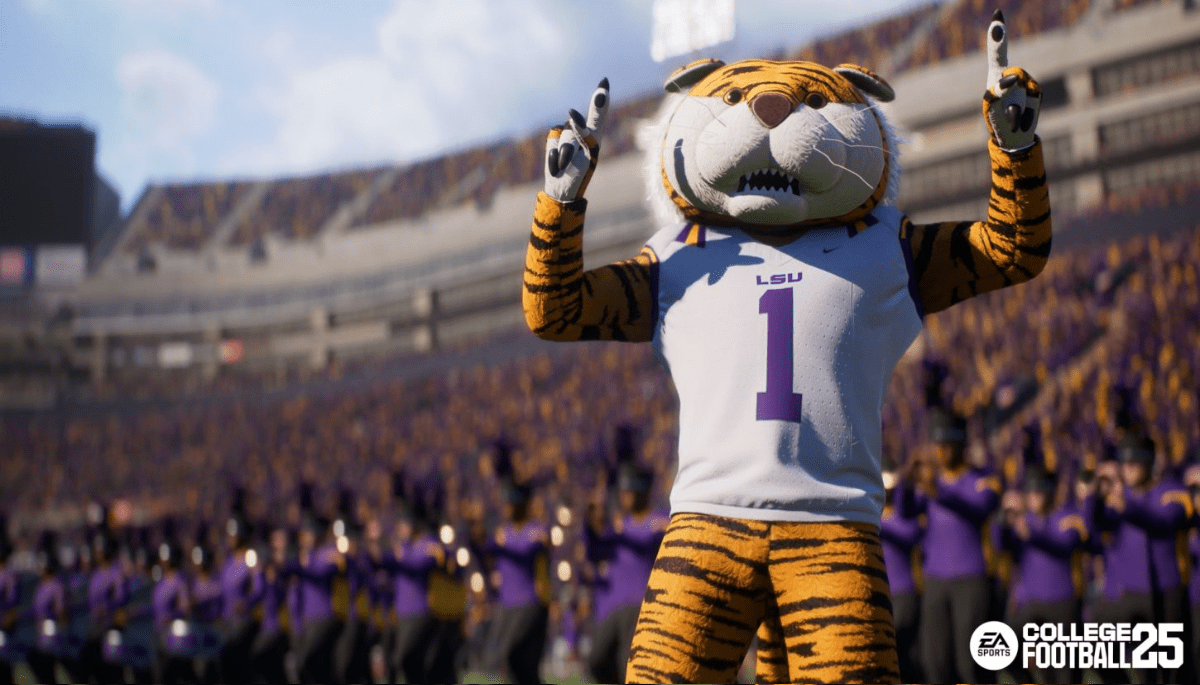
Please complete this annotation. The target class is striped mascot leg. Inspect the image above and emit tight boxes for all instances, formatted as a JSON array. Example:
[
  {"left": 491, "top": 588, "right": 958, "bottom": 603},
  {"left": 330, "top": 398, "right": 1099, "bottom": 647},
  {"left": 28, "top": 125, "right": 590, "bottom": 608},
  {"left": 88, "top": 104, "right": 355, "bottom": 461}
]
[
  {"left": 765, "top": 521, "right": 898, "bottom": 683},
  {"left": 626, "top": 514, "right": 899, "bottom": 684},
  {"left": 624, "top": 514, "right": 770, "bottom": 683},
  {"left": 755, "top": 598, "right": 789, "bottom": 684}
]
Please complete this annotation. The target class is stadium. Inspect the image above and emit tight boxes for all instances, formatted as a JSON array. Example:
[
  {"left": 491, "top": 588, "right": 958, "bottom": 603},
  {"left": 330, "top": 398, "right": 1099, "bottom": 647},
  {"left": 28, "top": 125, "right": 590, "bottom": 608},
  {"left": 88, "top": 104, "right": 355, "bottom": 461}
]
[{"left": 2, "top": 0, "right": 1200, "bottom": 682}]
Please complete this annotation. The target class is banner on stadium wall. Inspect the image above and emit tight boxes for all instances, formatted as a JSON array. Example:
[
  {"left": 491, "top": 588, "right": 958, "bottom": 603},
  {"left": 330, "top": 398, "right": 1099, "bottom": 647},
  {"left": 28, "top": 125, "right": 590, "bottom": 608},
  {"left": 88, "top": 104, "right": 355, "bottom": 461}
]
[
  {"left": 0, "top": 247, "right": 33, "bottom": 285},
  {"left": 158, "top": 342, "right": 193, "bottom": 368},
  {"left": 34, "top": 244, "right": 86, "bottom": 286}
]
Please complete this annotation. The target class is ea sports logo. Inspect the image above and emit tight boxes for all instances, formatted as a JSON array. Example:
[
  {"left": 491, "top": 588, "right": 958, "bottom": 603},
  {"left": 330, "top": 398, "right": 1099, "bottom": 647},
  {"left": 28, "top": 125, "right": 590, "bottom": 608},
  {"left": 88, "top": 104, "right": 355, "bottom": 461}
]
[{"left": 971, "top": 621, "right": 1018, "bottom": 670}]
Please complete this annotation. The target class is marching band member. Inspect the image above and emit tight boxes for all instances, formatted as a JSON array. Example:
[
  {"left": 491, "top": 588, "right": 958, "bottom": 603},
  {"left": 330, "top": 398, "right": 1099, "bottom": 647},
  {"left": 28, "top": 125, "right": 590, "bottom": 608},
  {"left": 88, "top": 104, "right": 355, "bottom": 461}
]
[{"left": 902, "top": 407, "right": 1000, "bottom": 684}]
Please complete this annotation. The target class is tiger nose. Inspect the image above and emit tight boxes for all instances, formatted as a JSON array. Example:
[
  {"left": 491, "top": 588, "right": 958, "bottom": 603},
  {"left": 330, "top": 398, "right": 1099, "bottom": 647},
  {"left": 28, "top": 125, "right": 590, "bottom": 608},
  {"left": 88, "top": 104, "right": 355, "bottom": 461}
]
[{"left": 750, "top": 92, "right": 793, "bottom": 129}]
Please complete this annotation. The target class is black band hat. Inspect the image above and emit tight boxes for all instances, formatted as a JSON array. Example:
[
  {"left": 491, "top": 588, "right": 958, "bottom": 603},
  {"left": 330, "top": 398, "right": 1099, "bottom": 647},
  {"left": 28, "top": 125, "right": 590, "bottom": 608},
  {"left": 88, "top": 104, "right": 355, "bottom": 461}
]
[
  {"left": 1023, "top": 465, "right": 1057, "bottom": 494},
  {"left": 617, "top": 462, "right": 654, "bottom": 495},
  {"left": 928, "top": 407, "right": 967, "bottom": 444},
  {"left": 1117, "top": 433, "right": 1155, "bottom": 466}
]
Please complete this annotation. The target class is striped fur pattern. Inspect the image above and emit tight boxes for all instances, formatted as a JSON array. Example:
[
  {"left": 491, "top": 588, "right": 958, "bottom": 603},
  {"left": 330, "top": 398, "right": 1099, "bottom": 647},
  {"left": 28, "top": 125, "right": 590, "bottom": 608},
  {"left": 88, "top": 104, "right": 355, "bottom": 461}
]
[
  {"left": 625, "top": 513, "right": 899, "bottom": 684},
  {"left": 687, "top": 58, "right": 872, "bottom": 104},
  {"left": 522, "top": 193, "right": 657, "bottom": 342},
  {"left": 905, "top": 138, "right": 1052, "bottom": 314},
  {"left": 522, "top": 55, "right": 1052, "bottom": 685}
]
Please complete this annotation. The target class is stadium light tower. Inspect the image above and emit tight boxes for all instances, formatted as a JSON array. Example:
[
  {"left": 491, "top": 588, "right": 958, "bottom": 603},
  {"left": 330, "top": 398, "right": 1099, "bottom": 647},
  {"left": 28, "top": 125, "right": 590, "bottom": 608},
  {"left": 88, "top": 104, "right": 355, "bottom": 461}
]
[{"left": 650, "top": 0, "right": 736, "bottom": 63}]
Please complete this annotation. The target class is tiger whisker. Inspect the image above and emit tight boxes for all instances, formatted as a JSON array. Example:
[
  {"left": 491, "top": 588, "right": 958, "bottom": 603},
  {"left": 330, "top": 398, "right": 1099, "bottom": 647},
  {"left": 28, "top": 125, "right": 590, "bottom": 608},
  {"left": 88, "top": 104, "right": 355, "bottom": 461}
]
[
  {"left": 697, "top": 100, "right": 728, "bottom": 127},
  {"left": 818, "top": 139, "right": 900, "bottom": 159},
  {"left": 812, "top": 147, "right": 877, "bottom": 191}
]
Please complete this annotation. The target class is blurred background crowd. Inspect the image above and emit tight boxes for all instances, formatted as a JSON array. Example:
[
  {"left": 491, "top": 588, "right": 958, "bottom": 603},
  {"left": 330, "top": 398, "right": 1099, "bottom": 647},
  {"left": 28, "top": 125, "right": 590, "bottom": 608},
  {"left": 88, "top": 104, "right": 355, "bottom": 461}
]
[{"left": 0, "top": 213, "right": 1198, "bottom": 684}]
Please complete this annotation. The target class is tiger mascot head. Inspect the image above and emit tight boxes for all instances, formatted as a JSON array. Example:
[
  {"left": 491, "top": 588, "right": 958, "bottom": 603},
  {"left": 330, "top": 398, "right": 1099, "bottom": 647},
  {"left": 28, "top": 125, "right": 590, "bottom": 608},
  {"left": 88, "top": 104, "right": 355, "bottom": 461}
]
[{"left": 645, "top": 58, "right": 901, "bottom": 235}]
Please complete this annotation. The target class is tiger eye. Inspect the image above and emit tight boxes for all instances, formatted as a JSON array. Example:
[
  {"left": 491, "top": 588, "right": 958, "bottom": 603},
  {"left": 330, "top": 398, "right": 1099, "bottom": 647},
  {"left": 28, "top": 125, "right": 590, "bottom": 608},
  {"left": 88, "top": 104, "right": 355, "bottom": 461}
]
[
  {"left": 805, "top": 92, "right": 828, "bottom": 109},
  {"left": 724, "top": 88, "right": 745, "bottom": 105}
]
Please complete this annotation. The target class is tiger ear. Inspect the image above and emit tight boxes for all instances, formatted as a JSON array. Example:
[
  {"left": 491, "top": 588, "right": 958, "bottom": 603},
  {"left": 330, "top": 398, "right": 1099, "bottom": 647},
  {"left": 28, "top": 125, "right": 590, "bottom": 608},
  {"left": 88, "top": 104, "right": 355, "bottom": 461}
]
[
  {"left": 664, "top": 58, "right": 726, "bottom": 93},
  {"left": 834, "top": 64, "right": 895, "bottom": 102}
]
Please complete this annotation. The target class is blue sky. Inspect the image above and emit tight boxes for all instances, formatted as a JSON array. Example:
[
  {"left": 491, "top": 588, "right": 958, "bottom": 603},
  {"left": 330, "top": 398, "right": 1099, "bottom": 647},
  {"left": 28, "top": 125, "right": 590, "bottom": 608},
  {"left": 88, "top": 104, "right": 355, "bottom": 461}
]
[{"left": 1, "top": 0, "right": 930, "bottom": 211}]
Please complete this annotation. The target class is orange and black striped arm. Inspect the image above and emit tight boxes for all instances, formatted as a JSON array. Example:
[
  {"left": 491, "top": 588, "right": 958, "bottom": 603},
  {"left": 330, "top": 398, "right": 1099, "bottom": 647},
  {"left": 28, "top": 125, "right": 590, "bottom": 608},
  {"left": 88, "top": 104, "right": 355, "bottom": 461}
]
[
  {"left": 904, "top": 137, "right": 1051, "bottom": 315},
  {"left": 522, "top": 192, "right": 657, "bottom": 342}
]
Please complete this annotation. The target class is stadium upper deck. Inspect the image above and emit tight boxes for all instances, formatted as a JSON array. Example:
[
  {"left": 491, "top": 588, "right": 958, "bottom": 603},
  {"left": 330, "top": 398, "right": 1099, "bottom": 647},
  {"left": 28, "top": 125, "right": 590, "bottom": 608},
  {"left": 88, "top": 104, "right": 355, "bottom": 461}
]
[
  {"left": 96, "top": 0, "right": 1104, "bottom": 267},
  {"left": 12, "top": 0, "right": 1200, "bottom": 387}
]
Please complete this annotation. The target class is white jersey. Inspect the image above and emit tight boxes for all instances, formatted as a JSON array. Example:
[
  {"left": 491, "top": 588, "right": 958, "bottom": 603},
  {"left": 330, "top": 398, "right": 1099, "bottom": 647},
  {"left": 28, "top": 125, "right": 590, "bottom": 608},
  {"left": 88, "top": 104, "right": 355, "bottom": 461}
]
[{"left": 645, "top": 205, "right": 923, "bottom": 524}]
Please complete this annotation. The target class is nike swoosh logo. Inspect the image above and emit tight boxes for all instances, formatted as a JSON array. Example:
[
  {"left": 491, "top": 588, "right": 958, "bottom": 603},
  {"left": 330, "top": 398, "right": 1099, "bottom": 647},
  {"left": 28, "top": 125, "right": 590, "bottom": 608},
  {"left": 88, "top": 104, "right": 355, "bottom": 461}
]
[{"left": 823, "top": 246, "right": 840, "bottom": 253}]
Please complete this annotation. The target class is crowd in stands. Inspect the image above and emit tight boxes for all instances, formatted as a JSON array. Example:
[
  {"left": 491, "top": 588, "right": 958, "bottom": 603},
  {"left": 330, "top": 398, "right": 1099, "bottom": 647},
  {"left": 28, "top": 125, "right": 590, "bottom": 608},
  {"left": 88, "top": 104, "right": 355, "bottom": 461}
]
[
  {"left": 901, "top": 0, "right": 1093, "bottom": 71},
  {"left": 108, "top": 0, "right": 1198, "bottom": 258},
  {"left": 349, "top": 92, "right": 663, "bottom": 230},
  {"left": 228, "top": 169, "right": 382, "bottom": 247},
  {"left": 123, "top": 182, "right": 255, "bottom": 254},
  {"left": 1099, "top": 176, "right": 1200, "bottom": 216},
  {"left": 3, "top": 198, "right": 1200, "bottom": 679},
  {"left": 111, "top": 0, "right": 1173, "bottom": 257},
  {"left": 56, "top": 177, "right": 1200, "bottom": 491},
  {"left": 785, "top": 2, "right": 939, "bottom": 70}
]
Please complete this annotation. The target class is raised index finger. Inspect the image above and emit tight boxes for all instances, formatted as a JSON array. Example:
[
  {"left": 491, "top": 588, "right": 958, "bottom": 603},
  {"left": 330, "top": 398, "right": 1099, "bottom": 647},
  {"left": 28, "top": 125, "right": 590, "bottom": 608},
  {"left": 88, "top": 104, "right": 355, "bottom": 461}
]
[
  {"left": 987, "top": 9, "right": 1008, "bottom": 91},
  {"left": 586, "top": 77, "right": 610, "bottom": 137}
]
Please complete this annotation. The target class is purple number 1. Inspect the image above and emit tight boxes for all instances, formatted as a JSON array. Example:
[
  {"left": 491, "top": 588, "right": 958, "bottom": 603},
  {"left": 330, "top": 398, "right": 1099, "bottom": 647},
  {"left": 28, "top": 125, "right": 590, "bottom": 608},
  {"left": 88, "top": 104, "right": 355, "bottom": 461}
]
[{"left": 756, "top": 288, "right": 803, "bottom": 422}]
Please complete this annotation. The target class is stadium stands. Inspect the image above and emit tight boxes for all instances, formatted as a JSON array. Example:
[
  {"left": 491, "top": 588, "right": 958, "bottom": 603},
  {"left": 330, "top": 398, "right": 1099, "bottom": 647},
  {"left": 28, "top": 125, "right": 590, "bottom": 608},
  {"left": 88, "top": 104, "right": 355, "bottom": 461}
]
[
  {"left": 6, "top": 212, "right": 1199, "bottom": 519},
  {"left": 105, "top": 90, "right": 665, "bottom": 255},
  {"left": 123, "top": 182, "right": 256, "bottom": 253},
  {"left": 901, "top": 0, "right": 1092, "bottom": 71},
  {"left": 227, "top": 168, "right": 383, "bottom": 246},
  {"left": 785, "top": 2, "right": 940, "bottom": 70},
  {"left": 349, "top": 95, "right": 663, "bottom": 231},
  {"left": 104, "top": 0, "right": 1123, "bottom": 257}
]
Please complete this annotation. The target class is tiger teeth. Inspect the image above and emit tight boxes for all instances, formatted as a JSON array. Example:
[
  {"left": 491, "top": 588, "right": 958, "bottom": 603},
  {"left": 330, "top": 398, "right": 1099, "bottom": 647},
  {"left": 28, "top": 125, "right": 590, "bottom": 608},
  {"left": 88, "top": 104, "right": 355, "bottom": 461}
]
[{"left": 737, "top": 169, "right": 801, "bottom": 195}]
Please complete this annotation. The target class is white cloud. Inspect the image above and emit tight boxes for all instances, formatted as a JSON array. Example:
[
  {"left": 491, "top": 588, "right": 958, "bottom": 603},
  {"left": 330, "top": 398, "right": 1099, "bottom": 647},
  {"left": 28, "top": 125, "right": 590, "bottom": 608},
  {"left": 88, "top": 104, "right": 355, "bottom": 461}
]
[
  {"left": 251, "top": 56, "right": 435, "bottom": 172},
  {"left": 225, "top": 0, "right": 574, "bottom": 176},
  {"left": 101, "top": 0, "right": 927, "bottom": 192},
  {"left": 117, "top": 48, "right": 220, "bottom": 152},
  {"left": 376, "top": 0, "right": 566, "bottom": 101},
  {"left": 375, "top": 0, "right": 571, "bottom": 135}
]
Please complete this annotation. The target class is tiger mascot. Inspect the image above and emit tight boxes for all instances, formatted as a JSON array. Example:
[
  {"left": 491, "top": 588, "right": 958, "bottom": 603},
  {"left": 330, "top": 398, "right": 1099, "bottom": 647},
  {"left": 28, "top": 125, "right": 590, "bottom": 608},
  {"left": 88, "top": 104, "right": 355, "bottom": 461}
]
[{"left": 523, "top": 10, "right": 1050, "bottom": 684}]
